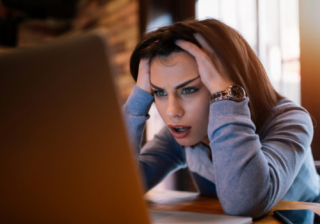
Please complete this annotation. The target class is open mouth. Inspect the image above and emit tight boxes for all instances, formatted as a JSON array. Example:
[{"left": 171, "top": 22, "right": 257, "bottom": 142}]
[
  {"left": 172, "top": 127, "right": 191, "bottom": 132},
  {"left": 168, "top": 125, "right": 192, "bottom": 139}
]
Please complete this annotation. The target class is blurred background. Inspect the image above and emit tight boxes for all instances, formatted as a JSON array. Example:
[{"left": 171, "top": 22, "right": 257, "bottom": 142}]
[{"left": 0, "top": 0, "right": 319, "bottom": 191}]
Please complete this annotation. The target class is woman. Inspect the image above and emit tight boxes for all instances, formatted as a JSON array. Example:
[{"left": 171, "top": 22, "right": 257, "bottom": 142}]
[{"left": 123, "top": 19, "right": 320, "bottom": 218}]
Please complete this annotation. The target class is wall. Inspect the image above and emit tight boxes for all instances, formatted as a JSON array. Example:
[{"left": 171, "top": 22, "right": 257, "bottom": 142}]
[
  {"left": 1, "top": 0, "right": 140, "bottom": 103},
  {"left": 73, "top": 0, "right": 140, "bottom": 102},
  {"left": 300, "top": 0, "right": 320, "bottom": 160}
]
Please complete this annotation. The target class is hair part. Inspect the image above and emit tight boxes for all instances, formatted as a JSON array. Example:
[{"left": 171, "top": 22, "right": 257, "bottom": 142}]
[{"left": 130, "top": 19, "right": 283, "bottom": 132}]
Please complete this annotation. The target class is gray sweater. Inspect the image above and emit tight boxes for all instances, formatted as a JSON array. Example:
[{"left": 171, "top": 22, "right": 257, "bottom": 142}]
[{"left": 124, "top": 85, "right": 320, "bottom": 218}]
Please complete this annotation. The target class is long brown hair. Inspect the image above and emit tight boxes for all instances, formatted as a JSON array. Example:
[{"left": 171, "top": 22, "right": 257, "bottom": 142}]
[{"left": 130, "top": 19, "right": 283, "bottom": 132}]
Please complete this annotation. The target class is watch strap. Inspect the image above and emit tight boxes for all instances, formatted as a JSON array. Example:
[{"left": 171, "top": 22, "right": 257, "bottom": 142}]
[
  {"left": 210, "top": 85, "right": 246, "bottom": 103},
  {"left": 210, "top": 88, "right": 231, "bottom": 103}
]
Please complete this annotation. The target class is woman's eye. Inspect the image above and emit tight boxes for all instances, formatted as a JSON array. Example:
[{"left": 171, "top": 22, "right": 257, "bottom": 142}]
[
  {"left": 153, "top": 91, "right": 167, "bottom": 97},
  {"left": 181, "top": 88, "right": 196, "bottom": 94}
]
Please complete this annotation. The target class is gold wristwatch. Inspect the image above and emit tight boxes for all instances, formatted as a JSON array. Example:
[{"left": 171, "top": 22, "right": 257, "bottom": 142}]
[{"left": 210, "top": 85, "right": 246, "bottom": 103}]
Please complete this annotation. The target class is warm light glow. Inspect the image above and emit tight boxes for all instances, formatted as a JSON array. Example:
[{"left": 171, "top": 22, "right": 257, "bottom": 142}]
[{"left": 196, "top": 0, "right": 301, "bottom": 104}]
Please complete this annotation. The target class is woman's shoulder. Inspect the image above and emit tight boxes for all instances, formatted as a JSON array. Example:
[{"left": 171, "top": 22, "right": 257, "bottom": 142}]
[
  {"left": 269, "top": 98, "right": 311, "bottom": 120},
  {"left": 274, "top": 98, "right": 306, "bottom": 110},
  {"left": 142, "top": 126, "right": 183, "bottom": 152},
  {"left": 141, "top": 126, "right": 186, "bottom": 161},
  {"left": 259, "top": 98, "right": 314, "bottom": 138}
]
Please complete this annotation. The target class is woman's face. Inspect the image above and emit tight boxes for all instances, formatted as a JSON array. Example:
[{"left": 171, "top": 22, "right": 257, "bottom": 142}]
[{"left": 150, "top": 52, "right": 211, "bottom": 146}]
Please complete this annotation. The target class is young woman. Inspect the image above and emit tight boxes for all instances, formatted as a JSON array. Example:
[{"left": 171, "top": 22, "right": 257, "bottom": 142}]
[{"left": 123, "top": 19, "right": 320, "bottom": 218}]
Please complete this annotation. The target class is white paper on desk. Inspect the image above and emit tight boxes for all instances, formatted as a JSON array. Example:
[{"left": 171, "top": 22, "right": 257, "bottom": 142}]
[{"left": 150, "top": 209, "right": 252, "bottom": 224}]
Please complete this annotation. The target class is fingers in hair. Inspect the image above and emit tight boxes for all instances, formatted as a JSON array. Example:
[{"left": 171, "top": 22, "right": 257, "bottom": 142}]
[
  {"left": 175, "top": 39, "right": 207, "bottom": 60},
  {"left": 193, "top": 33, "right": 215, "bottom": 55}
]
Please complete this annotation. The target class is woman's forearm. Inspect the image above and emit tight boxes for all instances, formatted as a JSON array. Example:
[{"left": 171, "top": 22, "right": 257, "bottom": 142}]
[
  {"left": 208, "top": 98, "right": 313, "bottom": 218},
  {"left": 122, "top": 85, "right": 154, "bottom": 154}
]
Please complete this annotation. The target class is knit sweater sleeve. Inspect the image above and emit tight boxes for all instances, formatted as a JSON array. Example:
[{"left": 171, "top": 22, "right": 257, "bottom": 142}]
[
  {"left": 123, "top": 85, "right": 186, "bottom": 191},
  {"left": 208, "top": 98, "right": 313, "bottom": 218}
]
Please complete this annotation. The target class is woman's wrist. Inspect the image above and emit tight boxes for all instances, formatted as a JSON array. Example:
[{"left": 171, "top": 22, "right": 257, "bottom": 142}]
[
  {"left": 207, "top": 84, "right": 232, "bottom": 95},
  {"left": 136, "top": 84, "right": 153, "bottom": 96},
  {"left": 125, "top": 85, "right": 154, "bottom": 116},
  {"left": 136, "top": 58, "right": 152, "bottom": 94},
  {"left": 209, "top": 85, "right": 247, "bottom": 103}
]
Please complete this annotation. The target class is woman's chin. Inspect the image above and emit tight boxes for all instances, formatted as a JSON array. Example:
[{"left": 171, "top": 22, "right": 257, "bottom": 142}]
[{"left": 175, "top": 138, "right": 201, "bottom": 147}]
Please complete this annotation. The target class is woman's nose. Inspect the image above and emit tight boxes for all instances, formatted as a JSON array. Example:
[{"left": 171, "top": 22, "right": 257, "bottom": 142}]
[{"left": 166, "top": 96, "right": 184, "bottom": 119}]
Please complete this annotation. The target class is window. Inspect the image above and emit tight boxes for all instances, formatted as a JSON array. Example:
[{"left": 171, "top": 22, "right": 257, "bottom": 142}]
[{"left": 196, "top": 0, "right": 300, "bottom": 104}]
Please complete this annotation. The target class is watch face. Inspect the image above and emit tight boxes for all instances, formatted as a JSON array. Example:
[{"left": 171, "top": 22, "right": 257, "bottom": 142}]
[{"left": 230, "top": 85, "right": 246, "bottom": 101}]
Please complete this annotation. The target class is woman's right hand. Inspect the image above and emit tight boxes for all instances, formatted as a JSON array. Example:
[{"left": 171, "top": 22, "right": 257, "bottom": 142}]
[
  {"left": 174, "top": 34, "right": 233, "bottom": 94},
  {"left": 136, "top": 58, "right": 152, "bottom": 95}
]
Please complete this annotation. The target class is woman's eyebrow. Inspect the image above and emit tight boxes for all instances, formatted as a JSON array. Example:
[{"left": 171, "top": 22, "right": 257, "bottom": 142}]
[
  {"left": 150, "top": 83, "right": 164, "bottom": 90},
  {"left": 150, "top": 76, "right": 200, "bottom": 90},
  {"left": 175, "top": 76, "right": 200, "bottom": 89}
]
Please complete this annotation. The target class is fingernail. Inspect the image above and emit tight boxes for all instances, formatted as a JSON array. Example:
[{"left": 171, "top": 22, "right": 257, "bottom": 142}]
[{"left": 173, "top": 38, "right": 178, "bottom": 42}]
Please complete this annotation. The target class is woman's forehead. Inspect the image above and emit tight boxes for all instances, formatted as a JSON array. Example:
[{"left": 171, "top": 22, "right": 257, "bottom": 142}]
[{"left": 150, "top": 52, "right": 199, "bottom": 86}]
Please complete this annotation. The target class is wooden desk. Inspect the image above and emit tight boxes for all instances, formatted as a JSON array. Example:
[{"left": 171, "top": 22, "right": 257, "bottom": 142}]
[{"left": 146, "top": 190, "right": 320, "bottom": 224}]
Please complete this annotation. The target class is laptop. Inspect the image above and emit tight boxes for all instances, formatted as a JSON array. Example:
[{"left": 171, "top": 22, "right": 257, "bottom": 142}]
[{"left": 0, "top": 30, "right": 252, "bottom": 224}]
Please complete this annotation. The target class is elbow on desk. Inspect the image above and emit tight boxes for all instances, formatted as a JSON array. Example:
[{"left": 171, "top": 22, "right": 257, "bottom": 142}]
[
  {"left": 221, "top": 198, "right": 271, "bottom": 219},
  {"left": 218, "top": 176, "right": 275, "bottom": 218},
  {"left": 223, "top": 206, "right": 269, "bottom": 219}
]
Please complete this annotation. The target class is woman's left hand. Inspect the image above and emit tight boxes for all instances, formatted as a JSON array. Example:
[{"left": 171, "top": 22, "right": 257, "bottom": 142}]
[{"left": 175, "top": 33, "right": 233, "bottom": 94}]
